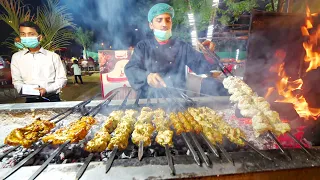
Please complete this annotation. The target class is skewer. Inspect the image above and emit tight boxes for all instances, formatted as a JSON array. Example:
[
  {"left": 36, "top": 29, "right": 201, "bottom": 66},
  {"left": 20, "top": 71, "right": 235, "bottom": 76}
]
[
  {"left": 27, "top": 92, "right": 118, "bottom": 179},
  {"left": 174, "top": 91, "right": 269, "bottom": 164},
  {"left": 0, "top": 146, "right": 20, "bottom": 160},
  {"left": 189, "top": 133, "right": 211, "bottom": 167},
  {"left": 197, "top": 41, "right": 234, "bottom": 77},
  {"left": 200, "top": 133, "right": 220, "bottom": 158},
  {"left": 48, "top": 93, "right": 101, "bottom": 121},
  {"left": 165, "top": 144, "right": 175, "bottom": 175},
  {"left": 163, "top": 90, "right": 202, "bottom": 166},
  {"left": 268, "top": 131, "right": 292, "bottom": 161},
  {"left": 287, "top": 132, "right": 315, "bottom": 159},
  {"left": 138, "top": 140, "right": 144, "bottom": 161},
  {"left": 1, "top": 93, "right": 103, "bottom": 161},
  {"left": 105, "top": 146, "right": 118, "bottom": 173},
  {"left": 75, "top": 153, "right": 94, "bottom": 180},
  {"left": 2, "top": 144, "right": 49, "bottom": 180},
  {"left": 75, "top": 90, "right": 132, "bottom": 180},
  {"left": 215, "top": 142, "right": 235, "bottom": 166},
  {"left": 181, "top": 133, "right": 201, "bottom": 166},
  {"left": 240, "top": 137, "right": 273, "bottom": 161},
  {"left": 28, "top": 140, "right": 70, "bottom": 180}
]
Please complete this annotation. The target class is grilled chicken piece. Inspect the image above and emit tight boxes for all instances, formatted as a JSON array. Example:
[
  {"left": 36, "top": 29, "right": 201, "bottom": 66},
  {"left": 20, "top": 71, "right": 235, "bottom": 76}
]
[
  {"left": 188, "top": 107, "right": 246, "bottom": 146},
  {"left": 84, "top": 110, "right": 124, "bottom": 152},
  {"left": 85, "top": 131, "right": 111, "bottom": 152},
  {"left": 103, "top": 110, "right": 124, "bottom": 133},
  {"left": 132, "top": 124, "right": 155, "bottom": 146},
  {"left": 42, "top": 116, "right": 96, "bottom": 145},
  {"left": 5, "top": 119, "right": 55, "bottom": 148},
  {"left": 183, "top": 111, "right": 203, "bottom": 134},
  {"left": 169, "top": 113, "right": 184, "bottom": 135},
  {"left": 177, "top": 112, "right": 193, "bottom": 132},
  {"left": 223, "top": 76, "right": 291, "bottom": 137},
  {"left": 132, "top": 107, "right": 155, "bottom": 146},
  {"left": 107, "top": 110, "right": 137, "bottom": 151},
  {"left": 156, "top": 130, "right": 174, "bottom": 147},
  {"left": 153, "top": 109, "right": 174, "bottom": 147}
]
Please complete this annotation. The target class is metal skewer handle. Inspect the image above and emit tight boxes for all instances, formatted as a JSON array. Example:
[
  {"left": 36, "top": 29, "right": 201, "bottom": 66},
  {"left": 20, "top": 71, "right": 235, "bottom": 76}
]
[
  {"left": 105, "top": 146, "right": 118, "bottom": 173},
  {"left": 268, "top": 131, "right": 292, "bottom": 161},
  {"left": 138, "top": 141, "right": 144, "bottom": 161},
  {"left": 189, "top": 133, "right": 211, "bottom": 167},
  {"left": 75, "top": 153, "right": 94, "bottom": 180},
  {"left": 181, "top": 133, "right": 201, "bottom": 166},
  {"left": 165, "top": 144, "right": 176, "bottom": 175},
  {"left": 28, "top": 140, "right": 70, "bottom": 180},
  {"left": 200, "top": 133, "right": 220, "bottom": 158}
]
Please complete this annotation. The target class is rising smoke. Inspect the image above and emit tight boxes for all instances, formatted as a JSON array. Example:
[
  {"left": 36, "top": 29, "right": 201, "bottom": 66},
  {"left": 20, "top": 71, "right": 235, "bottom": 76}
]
[{"left": 62, "top": 0, "right": 159, "bottom": 49}]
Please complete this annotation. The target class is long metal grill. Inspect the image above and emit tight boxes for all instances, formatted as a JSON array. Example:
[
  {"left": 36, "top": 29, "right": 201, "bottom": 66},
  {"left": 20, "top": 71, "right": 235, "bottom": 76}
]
[{"left": 0, "top": 87, "right": 318, "bottom": 180}]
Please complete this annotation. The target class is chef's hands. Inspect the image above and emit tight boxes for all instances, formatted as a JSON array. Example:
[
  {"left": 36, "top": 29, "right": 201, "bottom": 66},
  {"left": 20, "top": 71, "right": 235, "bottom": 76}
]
[
  {"left": 147, "top": 73, "right": 167, "bottom": 88},
  {"left": 35, "top": 88, "right": 47, "bottom": 97},
  {"left": 201, "top": 40, "right": 215, "bottom": 52}
]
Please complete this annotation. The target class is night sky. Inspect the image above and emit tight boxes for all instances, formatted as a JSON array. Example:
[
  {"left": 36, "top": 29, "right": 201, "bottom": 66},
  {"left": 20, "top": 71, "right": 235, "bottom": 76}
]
[{"left": 0, "top": 0, "right": 168, "bottom": 58}]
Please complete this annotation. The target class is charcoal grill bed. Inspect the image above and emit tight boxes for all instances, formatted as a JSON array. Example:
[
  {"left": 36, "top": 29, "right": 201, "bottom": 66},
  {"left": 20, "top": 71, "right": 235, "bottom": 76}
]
[{"left": 0, "top": 97, "right": 319, "bottom": 180}]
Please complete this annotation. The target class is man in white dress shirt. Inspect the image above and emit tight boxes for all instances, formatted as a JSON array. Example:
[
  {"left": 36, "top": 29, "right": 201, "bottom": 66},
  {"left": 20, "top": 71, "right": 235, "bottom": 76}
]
[{"left": 11, "top": 21, "right": 67, "bottom": 103}]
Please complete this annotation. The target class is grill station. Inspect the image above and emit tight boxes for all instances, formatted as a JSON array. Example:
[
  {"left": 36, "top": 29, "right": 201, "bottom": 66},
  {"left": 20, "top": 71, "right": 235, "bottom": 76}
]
[
  {"left": 0, "top": 87, "right": 320, "bottom": 180},
  {"left": 1, "top": 10, "right": 320, "bottom": 180}
]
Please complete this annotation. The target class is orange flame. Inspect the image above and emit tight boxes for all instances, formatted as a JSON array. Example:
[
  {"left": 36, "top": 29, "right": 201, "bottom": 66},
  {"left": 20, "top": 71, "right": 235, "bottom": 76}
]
[
  {"left": 267, "top": 7, "right": 320, "bottom": 120},
  {"left": 265, "top": 87, "right": 274, "bottom": 99},
  {"left": 303, "top": 7, "right": 320, "bottom": 72}
]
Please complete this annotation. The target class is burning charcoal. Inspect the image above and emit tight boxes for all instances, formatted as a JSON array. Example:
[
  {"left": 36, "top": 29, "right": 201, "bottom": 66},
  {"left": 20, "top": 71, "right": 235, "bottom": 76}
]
[
  {"left": 130, "top": 148, "right": 138, "bottom": 158},
  {"left": 149, "top": 148, "right": 155, "bottom": 156},
  {"left": 120, "top": 152, "right": 130, "bottom": 159},
  {"left": 172, "top": 149, "right": 179, "bottom": 155},
  {"left": 60, "top": 152, "right": 65, "bottom": 160},
  {"left": 24, "top": 157, "right": 35, "bottom": 166},
  {"left": 101, "top": 151, "right": 108, "bottom": 161},
  {"left": 186, "top": 149, "right": 190, "bottom": 156}
]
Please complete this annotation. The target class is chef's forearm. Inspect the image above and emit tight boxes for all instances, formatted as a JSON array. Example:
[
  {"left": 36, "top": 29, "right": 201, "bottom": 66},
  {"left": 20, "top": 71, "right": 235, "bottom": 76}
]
[{"left": 125, "top": 67, "right": 149, "bottom": 90}]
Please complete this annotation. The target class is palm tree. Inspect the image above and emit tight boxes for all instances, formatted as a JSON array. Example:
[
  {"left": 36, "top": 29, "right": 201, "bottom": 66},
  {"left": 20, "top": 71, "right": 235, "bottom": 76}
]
[
  {"left": 0, "top": 0, "right": 74, "bottom": 52},
  {"left": 74, "top": 27, "right": 94, "bottom": 59}
]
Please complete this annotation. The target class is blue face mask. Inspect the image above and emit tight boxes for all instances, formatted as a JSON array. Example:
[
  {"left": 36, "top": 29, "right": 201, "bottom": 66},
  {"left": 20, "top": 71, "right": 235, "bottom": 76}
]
[
  {"left": 14, "top": 42, "right": 24, "bottom": 49},
  {"left": 154, "top": 29, "right": 172, "bottom": 41},
  {"left": 21, "top": 36, "right": 40, "bottom": 48}
]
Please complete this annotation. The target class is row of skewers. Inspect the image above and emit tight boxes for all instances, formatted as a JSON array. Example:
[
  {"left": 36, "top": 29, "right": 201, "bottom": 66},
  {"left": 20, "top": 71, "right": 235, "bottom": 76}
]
[
  {"left": 1, "top": 86, "right": 314, "bottom": 180},
  {"left": 222, "top": 76, "right": 314, "bottom": 160},
  {"left": 2, "top": 101, "right": 256, "bottom": 179},
  {"left": 0, "top": 92, "right": 118, "bottom": 180}
]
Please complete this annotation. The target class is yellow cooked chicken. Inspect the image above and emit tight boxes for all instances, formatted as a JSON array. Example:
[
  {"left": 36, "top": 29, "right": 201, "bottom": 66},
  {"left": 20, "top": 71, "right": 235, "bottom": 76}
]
[
  {"left": 153, "top": 109, "right": 174, "bottom": 147},
  {"left": 42, "top": 116, "right": 96, "bottom": 145},
  {"left": 155, "top": 130, "right": 174, "bottom": 147},
  {"left": 132, "top": 107, "right": 155, "bottom": 147},
  {"left": 183, "top": 111, "right": 202, "bottom": 134},
  {"left": 177, "top": 112, "right": 193, "bottom": 132},
  {"left": 85, "top": 131, "right": 111, "bottom": 152},
  {"left": 108, "top": 109, "right": 137, "bottom": 150},
  {"left": 188, "top": 107, "right": 245, "bottom": 146},
  {"left": 5, "top": 119, "right": 55, "bottom": 148},
  {"left": 85, "top": 110, "right": 124, "bottom": 152},
  {"left": 169, "top": 112, "right": 184, "bottom": 135}
]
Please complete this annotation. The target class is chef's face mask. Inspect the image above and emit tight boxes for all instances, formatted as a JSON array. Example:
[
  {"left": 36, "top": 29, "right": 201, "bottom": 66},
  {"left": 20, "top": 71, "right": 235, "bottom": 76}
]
[
  {"left": 14, "top": 42, "right": 25, "bottom": 49},
  {"left": 20, "top": 36, "right": 40, "bottom": 48},
  {"left": 153, "top": 29, "right": 172, "bottom": 41}
]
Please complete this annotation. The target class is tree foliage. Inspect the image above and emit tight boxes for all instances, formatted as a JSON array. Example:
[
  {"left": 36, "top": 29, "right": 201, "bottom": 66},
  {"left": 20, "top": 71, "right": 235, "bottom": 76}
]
[
  {"left": 0, "top": 0, "right": 74, "bottom": 52},
  {"left": 74, "top": 27, "right": 94, "bottom": 55}
]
